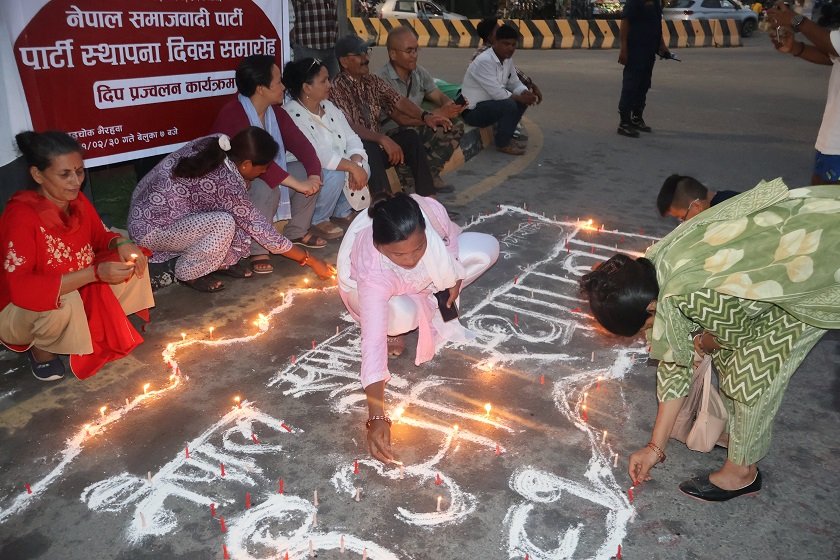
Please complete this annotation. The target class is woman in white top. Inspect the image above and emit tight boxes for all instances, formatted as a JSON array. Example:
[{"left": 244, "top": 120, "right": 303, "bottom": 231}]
[{"left": 282, "top": 58, "right": 370, "bottom": 237}]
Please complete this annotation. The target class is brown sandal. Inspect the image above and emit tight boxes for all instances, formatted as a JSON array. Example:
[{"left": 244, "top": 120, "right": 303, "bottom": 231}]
[
  {"left": 180, "top": 274, "right": 225, "bottom": 292},
  {"left": 290, "top": 232, "right": 328, "bottom": 249},
  {"left": 249, "top": 257, "right": 274, "bottom": 274}
]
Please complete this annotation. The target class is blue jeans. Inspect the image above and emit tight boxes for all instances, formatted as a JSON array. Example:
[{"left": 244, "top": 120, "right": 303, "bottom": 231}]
[
  {"left": 462, "top": 98, "right": 527, "bottom": 148},
  {"left": 312, "top": 169, "right": 352, "bottom": 225}
]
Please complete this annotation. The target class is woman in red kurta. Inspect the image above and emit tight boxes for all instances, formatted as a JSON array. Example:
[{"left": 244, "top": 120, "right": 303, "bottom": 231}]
[{"left": 0, "top": 131, "right": 155, "bottom": 381}]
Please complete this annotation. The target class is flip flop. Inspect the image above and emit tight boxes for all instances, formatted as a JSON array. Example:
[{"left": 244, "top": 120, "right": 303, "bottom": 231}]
[
  {"left": 249, "top": 258, "right": 274, "bottom": 274},
  {"left": 290, "top": 232, "right": 328, "bottom": 249},
  {"left": 216, "top": 261, "right": 253, "bottom": 278},
  {"left": 180, "top": 274, "right": 225, "bottom": 292}
]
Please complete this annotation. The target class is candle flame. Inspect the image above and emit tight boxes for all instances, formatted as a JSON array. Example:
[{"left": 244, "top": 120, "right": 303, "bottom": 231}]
[
  {"left": 181, "top": 332, "right": 186, "bottom": 341},
  {"left": 484, "top": 403, "right": 492, "bottom": 416},
  {"left": 234, "top": 395, "right": 241, "bottom": 407},
  {"left": 143, "top": 383, "right": 150, "bottom": 394},
  {"left": 393, "top": 406, "right": 405, "bottom": 421},
  {"left": 209, "top": 326, "right": 215, "bottom": 335},
  {"left": 452, "top": 424, "right": 459, "bottom": 432},
  {"left": 304, "top": 278, "right": 310, "bottom": 285},
  {"left": 254, "top": 313, "right": 270, "bottom": 330},
  {"left": 99, "top": 406, "right": 107, "bottom": 417}
]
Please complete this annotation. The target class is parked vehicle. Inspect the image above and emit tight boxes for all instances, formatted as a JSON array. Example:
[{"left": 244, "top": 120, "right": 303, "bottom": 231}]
[
  {"left": 376, "top": 0, "right": 468, "bottom": 19},
  {"left": 663, "top": 0, "right": 759, "bottom": 36}
]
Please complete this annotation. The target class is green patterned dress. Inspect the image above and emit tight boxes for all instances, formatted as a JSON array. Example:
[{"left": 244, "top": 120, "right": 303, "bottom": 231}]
[{"left": 645, "top": 179, "right": 840, "bottom": 464}]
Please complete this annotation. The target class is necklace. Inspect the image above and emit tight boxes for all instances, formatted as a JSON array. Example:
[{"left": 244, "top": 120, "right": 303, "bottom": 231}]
[{"left": 299, "top": 98, "right": 324, "bottom": 117}]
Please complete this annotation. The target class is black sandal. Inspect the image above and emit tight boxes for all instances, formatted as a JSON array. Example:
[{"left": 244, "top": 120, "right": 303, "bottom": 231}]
[
  {"left": 180, "top": 274, "right": 225, "bottom": 292},
  {"left": 216, "top": 261, "right": 253, "bottom": 278}
]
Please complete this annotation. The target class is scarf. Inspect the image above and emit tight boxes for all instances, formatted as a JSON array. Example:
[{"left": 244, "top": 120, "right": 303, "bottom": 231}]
[{"left": 238, "top": 94, "right": 291, "bottom": 220}]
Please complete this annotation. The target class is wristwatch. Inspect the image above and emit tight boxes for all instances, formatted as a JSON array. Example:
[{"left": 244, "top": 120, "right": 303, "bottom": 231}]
[
  {"left": 791, "top": 14, "right": 805, "bottom": 31},
  {"left": 420, "top": 110, "right": 431, "bottom": 122}
]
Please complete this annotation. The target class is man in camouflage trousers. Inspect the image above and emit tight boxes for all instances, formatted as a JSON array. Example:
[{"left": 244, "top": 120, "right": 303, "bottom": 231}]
[{"left": 377, "top": 26, "right": 465, "bottom": 193}]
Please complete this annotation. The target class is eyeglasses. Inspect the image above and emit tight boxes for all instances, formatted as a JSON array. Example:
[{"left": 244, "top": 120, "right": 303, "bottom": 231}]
[
  {"left": 307, "top": 58, "right": 322, "bottom": 73},
  {"left": 680, "top": 198, "right": 701, "bottom": 222},
  {"left": 393, "top": 47, "right": 420, "bottom": 55}
]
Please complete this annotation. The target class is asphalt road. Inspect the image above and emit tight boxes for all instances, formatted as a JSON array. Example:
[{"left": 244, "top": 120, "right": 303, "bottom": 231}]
[{"left": 1, "top": 37, "right": 838, "bottom": 560}]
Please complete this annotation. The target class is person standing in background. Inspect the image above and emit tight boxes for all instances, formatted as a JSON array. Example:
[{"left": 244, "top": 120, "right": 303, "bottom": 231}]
[
  {"left": 291, "top": 0, "right": 340, "bottom": 79},
  {"left": 617, "top": 0, "right": 671, "bottom": 138}
]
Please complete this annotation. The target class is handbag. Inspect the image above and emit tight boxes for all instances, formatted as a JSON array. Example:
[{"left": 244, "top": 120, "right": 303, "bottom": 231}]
[
  {"left": 342, "top": 179, "right": 371, "bottom": 211},
  {"left": 670, "top": 354, "right": 729, "bottom": 452}
]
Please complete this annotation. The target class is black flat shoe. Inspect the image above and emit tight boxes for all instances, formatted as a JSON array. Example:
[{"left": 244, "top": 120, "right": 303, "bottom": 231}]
[{"left": 679, "top": 470, "right": 762, "bottom": 502}]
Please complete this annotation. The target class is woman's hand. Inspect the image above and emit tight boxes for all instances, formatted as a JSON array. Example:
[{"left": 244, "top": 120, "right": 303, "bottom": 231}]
[
  {"left": 379, "top": 136, "right": 404, "bottom": 166},
  {"left": 94, "top": 261, "right": 136, "bottom": 284},
  {"left": 446, "top": 279, "right": 463, "bottom": 309},
  {"left": 693, "top": 331, "right": 720, "bottom": 356},
  {"left": 367, "top": 419, "right": 397, "bottom": 464},
  {"left": 347, "top": 164, "right": 368, "bottom": 191},
  {"left": 116, "top": 241, "right": 146, "bottom": 278},
  {"left": 628, "top": 445, "right": 661, "bottom": 485},
  {"left": 307, "top": 256, "right": 336, "bottom": 279}
]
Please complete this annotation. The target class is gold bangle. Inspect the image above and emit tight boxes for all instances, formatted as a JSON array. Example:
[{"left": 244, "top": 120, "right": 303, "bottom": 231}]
[{"left": 647, "top": 441, "right": 666, "bottom": 464}]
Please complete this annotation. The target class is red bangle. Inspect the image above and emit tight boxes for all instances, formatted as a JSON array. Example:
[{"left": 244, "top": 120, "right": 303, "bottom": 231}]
[{"left": 93, "top": 264, "right": 102, "bottom": 282}]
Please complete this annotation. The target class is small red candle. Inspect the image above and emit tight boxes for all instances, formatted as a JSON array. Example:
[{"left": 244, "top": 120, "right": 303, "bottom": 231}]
[
  {"left": 24, "top": 483, "right": 32, "bottom": 494},
  {"left": 514, "top": 314, "right": 519, "bottom": 327},
  {"left": 245, "top": 492, "right": 251, "bottom": 509},
  {"left": 219, "top": 516, "right": 227, "bottom": 533},
  {"left": 210, "top": 503, "right": 216, "bottom": 517},
  {"left": 223, "top": 544, "right": 230, "bottom": 559},
  {"left": 220, "top": 463, "right": 226, "bottom": 477},
  {"left": 353, "top": 459, "right": 359, "bottom": 475},
  {"left": 581, "top": 404, "right": 588, "bottom": 422},
  {"left": 281, "top": 422, "right": 292, "bottom": 432},
  {"left": 627, "top": 487, "right": 635, "bottom": 503},
  {"left": 539, "top": 374, "right": 545, "bottom": 385},
  {"left": 514, "top": 275, "right": 518, "bottom": 284},
  {"left": 251, "top": 433, "right": 260, "bottom": 444},
  {"left": 435, "top": 473, "right": 443, "bottom": 486},
  {"left": 495, "top": 444, "right": 502, "bottom": 456},
  {"left": 278, "top": 478, "right": 284, "bottom": 494},
  {"left": 616, "top": 544, "right": 623, "bottom": 559},
  {"left": 185, "top": 445, "right": 190, "bottom": 459},
  {"left": 312, "top": 340, "right": 316, "bottom": 349}
]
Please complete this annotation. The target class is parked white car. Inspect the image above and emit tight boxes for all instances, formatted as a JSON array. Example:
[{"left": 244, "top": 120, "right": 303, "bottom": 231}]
[
  {"left": 377, "top": 0, "right": 468, "bottom": 19},
  {"left": 663, "top": 0, "right": 759, "bottom": 36}
]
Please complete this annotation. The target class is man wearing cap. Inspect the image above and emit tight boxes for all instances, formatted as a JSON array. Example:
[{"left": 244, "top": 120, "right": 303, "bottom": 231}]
[
  {"left": 329, "top": 35, "right": 453, "bottom": 197},
  {"left": 377, "top": 26, "right": 465, "bottom": 193}
]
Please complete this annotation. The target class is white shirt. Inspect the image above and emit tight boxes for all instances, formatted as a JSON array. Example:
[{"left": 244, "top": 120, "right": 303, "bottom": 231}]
[
  {"left": 460, "top": 47, "right": 529, "bottom": 110},
  {"left": 815, "top": 30, "right": 840, "bottom": 154},
  {"left": 283, "top": 97, "right": 369, "bottom": 173}
]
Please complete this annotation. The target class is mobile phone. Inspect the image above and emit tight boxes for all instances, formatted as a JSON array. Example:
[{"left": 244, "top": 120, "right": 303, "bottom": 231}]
[
  {"left": 434, "top": 289, "right": 459, "bottom": 322},
  {"left": 454, "top": 92, "right": 467, "bottom": 106}
]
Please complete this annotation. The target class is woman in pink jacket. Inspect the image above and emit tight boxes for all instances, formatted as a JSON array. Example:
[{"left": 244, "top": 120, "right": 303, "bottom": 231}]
[{"left": 337, "top": 193, "right": 499, "bottom": 463}]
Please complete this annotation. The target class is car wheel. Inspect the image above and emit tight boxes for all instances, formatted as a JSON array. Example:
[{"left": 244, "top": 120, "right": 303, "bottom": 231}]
[{"left": 741, "top": 18, "right": 757, "bottom": 37}]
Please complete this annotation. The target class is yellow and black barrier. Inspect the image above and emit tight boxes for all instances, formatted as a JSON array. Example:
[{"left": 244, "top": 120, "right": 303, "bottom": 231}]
[{"left": 348, "top": 17, "right": 741, "bottom": 49}]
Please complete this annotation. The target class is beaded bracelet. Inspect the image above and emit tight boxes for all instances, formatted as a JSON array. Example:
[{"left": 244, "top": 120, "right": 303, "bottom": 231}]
[
  {"left": 647, "top": 441, "right": 666, "bottom": 464},
  {"left": 365, "top": 415, "right": 392, "bottom": 430}
]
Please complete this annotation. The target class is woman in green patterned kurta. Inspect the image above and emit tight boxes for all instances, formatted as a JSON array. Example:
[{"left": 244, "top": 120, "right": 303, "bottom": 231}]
[{"left": 581, "top": 179, "right": 840, "bottom": 501}]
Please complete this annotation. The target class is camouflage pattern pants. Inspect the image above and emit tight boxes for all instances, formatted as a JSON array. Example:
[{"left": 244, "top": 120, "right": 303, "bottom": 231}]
[{"left": 390, "top": 119, "right": 465, "bottom": 191}]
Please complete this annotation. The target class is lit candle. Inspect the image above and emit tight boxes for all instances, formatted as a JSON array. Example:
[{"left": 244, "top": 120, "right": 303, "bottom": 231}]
[
  {"left": 353, "top": 459, "right": 359, "bottom": 474},
  {"left": 313, "top": 489, "right": 319, "bottom": 507},
  {"left": 220, "top": 463, "right": 226, "bottom": 477},
  {"left": 180, "top": 332, "right": 186, "bottom": 341},
  {"left": 125, "top": 398, "right": 129, "bottom": 406},
  {"left": 628, "top": 486, "right": 635, "bottom": 503},
  {"left": 452, "top": 424, "right": 459, "bottom": 433},
  {"left": 278, "top": 478, "right": 284, "bottom": 494},
  {"left": 251, "top": 433, "right": 259, "bottom": 444},
  {"left": 393, "top": 406, "right": 405, "bottom": 422},
  {"left": 495, "top": 443, "right": 502, "bottom": 456},
  {"left": 24, "top": 482, "right": 32, "bottom": 494},
  {"left": 84, "top": 423, "right": 92, "bottom": 436},
  {"left": 223, "top": 544, "right": 230, "bottom": 560},
  {"left": 539, "top": 374, "right": 545, "bottom": 385},
  {"left": 185, "top": 445, "right": 190, "bottom": 458},
  {"left": 304, "top": 278, "right": 310, "bottom": 286},
  {"left": 99, "top": 405, "right": 107, "bottom": 418},
  {"left": 602, "top": 430, "right": 608, "bottom": 445},
  {"left": 484, "top": 403, "right": 492, "bottom": 418},
  {"left": 209, "top": 326, "right": 215, "bottom": 338},
  {"left": 597, "top": 376, "right": 602, "bottom": 390},
  {"left": 583, "top": 391, "right": 588, "bottom": 403},
  {"left": 233, "top": 395, "right": 241, "bottom": 408},
  {"left": 436, "top": 495, "right": 442, "bottom": 512},
  {"left": 581, "top": 404, "right": 588, "bottom": 422},
  {"left": 435, "top": 473, "right": 443, "bottom": 486},
  {"left": 143, "top": 383, "right": 150, "bottom": 394},
  {"left": 312, "top": 339, "right": 316, "bottom": 349}
]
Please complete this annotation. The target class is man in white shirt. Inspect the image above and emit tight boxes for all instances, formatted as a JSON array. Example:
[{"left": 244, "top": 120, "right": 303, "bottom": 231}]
[
  {"left": 770, "top": 4, "right": 840, "bottom": 184},
  {"left": 460, "top": 24, "right": 539, "bottom": 156}
]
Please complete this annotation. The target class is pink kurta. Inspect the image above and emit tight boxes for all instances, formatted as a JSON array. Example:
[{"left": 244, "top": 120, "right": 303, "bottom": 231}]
[{"left": 338, "top": 196, "right": 463, "bottom": 388}]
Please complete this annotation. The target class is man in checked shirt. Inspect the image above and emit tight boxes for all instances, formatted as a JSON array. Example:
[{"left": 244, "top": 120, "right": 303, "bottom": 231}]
[{"left": 291, "top": 0, "right": 340, "bottom": 78}]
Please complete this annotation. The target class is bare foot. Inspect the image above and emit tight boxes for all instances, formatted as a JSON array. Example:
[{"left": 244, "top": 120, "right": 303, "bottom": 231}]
[
  {"left": 709, "top": 460, "right": 757, "bottom": 490},
  {"left": 387, "top": 335, "right": 405, "bottom": 357},
  {"left": 30, "top": 346, "right": 57, "bottom": 363}
]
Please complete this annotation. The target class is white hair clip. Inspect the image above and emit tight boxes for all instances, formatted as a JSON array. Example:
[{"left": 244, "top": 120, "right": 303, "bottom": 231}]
[{"left": 218, "top": 134, "right": 231, "bottom": 152}]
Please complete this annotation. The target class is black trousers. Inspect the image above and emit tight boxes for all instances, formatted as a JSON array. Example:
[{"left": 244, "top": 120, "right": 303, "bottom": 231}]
[
  {"left": 618, "top": 51, "right": 656, "bottom": 116},
  {"left": 363, "top": 128, "right": 435, "bottom": 196}
]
